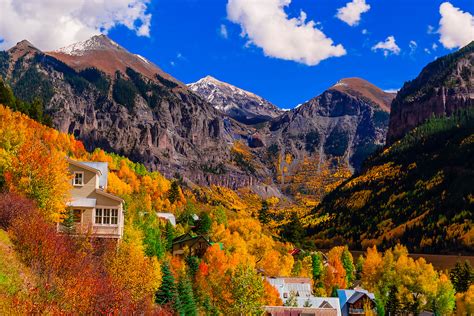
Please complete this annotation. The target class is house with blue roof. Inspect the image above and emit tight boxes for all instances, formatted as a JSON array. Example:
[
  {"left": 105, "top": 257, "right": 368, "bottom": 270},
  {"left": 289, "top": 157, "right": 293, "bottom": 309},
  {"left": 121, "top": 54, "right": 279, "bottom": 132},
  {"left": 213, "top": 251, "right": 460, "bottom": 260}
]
[{"left": 337, "top": 289, "right": 376, "bottom": 316}]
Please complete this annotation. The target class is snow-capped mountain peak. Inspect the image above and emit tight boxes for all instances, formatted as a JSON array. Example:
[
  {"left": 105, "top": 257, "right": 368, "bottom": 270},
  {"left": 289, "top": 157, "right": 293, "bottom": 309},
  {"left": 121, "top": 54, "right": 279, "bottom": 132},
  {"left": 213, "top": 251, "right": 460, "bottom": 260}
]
[
  {"left": 188, "top": 75, "right": 283, "bottom": 125},
  {"left": 54, "top": 34, "right": 122, "bottom": 56}
]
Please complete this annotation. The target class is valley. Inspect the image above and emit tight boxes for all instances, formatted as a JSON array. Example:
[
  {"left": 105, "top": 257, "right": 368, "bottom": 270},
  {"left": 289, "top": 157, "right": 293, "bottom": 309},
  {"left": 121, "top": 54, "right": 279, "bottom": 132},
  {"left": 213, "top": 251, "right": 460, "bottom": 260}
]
[{"left": 0, "top": 22, "right": 472, "bottom": 316}]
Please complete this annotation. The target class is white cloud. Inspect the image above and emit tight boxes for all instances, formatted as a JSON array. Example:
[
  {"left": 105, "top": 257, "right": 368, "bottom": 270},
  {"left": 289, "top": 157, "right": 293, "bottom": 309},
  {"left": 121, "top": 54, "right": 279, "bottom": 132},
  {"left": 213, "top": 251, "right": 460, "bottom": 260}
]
[
  {"left": 384, "top": 88, "right": 399, "bottom": 93},
  {"left": 427, "top": 25, "right": 435, "bottom": 34},
  {"left": 409, "top": 40, "right": 417, "bottom": 53},
  {"left": 336, "top": 0, "right": 371, "bottom": 26},
  {"left": 432, "top": 43, "right": 438, "bottom": 50},
  {"left": 438, "top": 2, "right": 474, "bottom": 49},
  {"left": 220, "top": 24, "right": 229, "bottom": 39},
  {"left": 371, "top": 36, "right": 401, "bottom": 57},
  {"left": 226, "top": 0, "right": 346, "bottom": 66},
  {"left": 361, "top": 29, "right": 368, "bottom": 35},
  {"left": 424, "top": 48, "right": 431, "bottom": 54},
  {"left": 0, "top": 0, "right": 152, "bottom": 50}
]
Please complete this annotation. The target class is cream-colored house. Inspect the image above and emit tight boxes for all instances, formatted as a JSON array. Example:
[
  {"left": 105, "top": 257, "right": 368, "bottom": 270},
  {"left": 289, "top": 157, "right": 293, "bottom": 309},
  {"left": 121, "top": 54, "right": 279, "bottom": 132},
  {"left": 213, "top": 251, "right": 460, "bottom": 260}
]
[{"left": 60, "top": 158, "right": 124, "bottom": 239}]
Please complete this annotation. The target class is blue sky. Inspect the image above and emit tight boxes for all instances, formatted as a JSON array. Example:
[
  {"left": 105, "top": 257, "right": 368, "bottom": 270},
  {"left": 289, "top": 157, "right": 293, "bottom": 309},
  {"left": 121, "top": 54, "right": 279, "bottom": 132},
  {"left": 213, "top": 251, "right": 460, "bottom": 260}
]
[{"left": 2, "top": 0, "right": 473, "bottom": 109}]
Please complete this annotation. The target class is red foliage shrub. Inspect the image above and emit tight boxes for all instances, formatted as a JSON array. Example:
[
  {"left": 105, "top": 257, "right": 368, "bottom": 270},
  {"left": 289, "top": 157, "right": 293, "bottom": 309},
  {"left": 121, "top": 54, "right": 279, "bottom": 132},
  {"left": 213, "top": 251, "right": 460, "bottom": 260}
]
[
  {"left": 0, "top": 191, "right": 36, "bottom": 229},
  {"left": 7, "top": 202, "right": 157, "bottom": 313}
]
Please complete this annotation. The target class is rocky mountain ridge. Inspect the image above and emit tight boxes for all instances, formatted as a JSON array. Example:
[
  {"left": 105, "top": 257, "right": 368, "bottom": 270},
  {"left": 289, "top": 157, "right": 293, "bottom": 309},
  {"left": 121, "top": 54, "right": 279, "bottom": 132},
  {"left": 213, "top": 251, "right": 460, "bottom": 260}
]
[
  {"left": 387, "top": 41, "right": 473, "bottom": 144},
  {"left": 188, "top": 75, "right": 283, "bottom": 125},
  {"left": 0, "top": 35, "right": 398, "bottom": 200},
  {"left": 1, "top": 36, "right": 262, "bottom": 190}
]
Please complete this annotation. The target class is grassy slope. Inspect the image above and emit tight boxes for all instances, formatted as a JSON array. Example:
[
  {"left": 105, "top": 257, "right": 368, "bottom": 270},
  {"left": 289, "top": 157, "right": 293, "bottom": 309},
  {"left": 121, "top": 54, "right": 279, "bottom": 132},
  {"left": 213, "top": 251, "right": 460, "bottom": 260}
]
[
  {"left": 308, "top": 109, "right": 474, "bottom": 254},
  {"left": 0, "top": 229, "right": 34, "bottom": 312}
]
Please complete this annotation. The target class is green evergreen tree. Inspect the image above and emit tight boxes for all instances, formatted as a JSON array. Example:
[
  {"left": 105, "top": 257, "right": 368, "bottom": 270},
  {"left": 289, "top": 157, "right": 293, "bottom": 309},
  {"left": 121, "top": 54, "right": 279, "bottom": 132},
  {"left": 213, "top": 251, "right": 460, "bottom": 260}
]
[
  {"left": 143, "top": 224, "right": 165, "bottom": 259},
  {"left": 156, "top": 261, "right": 176, "bottom": 306},
  {"left": 29, "top": 97, "right": 44, "bottom": 122},
  {"left": 341, "top": 247, "right": 355, "bottom": 286},
  {"left": 185, "top": 255, "right": 200, "bottom": 278},
  {"left": 62, "top": 209, "right": 76, "bottom": 235},
  {"left": 311, "top": 252, "right": 324, "bottom": 291},
  {"left": 356, "top": 255, "right": 365, "bottom": 280},
  {"left": 165, "top": 220, "right": 175, "bottom": 251},
  {"left": 197, "top": 212, "right": 212, "bottom": 235},
  {"left": 212, "top": 205, "right": 227, "bottom": 226},
  {"left": 168, "top": 180, "right": 180, "bottom": 204},
  {"left": 258, "top": 200, "right": 270, "bottom": 224},
  {"left": 449, "top": 261, "right": 474, "bottom": 293},
  {"left": 282, "top": 212, "right": 304, "bottom": 245},
  {"left": 0, "top": 79, "right": 15, "bottom": 108},
  {"left": 177, "top": 273, "right": 197, "bottom": 316}
]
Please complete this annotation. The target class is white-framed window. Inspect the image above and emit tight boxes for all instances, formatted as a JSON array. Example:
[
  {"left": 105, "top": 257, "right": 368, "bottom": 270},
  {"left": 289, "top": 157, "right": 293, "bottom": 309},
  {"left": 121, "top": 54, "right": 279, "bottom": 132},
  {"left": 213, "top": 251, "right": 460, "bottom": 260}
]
[
  {"left": 95, "top": 208, "right": 119, "bottom": 226},
  {"left": 73, "top": 172, "right": 84, "bottom": 186}
]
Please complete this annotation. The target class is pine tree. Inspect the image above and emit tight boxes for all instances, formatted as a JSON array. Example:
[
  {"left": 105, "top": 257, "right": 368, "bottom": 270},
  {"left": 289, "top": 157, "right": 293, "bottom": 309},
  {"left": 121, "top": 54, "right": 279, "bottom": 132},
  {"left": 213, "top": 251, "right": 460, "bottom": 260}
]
[
  {"left": 62, "top": 208, "right": 76, "bottom": 235},
  {"left": 185, "top": 255, "right": 200, "bottom": 278},
  {"left": 168, "top": 180, "right": 180, "bottom": 204},
  {"left": 258, "top": 200, "right": 270, "bottom": 224},
  {"left": 450, "top": 261, "right": 474, "bottom": 293},
  {"left": 156, "top": 261, "right": 176, "bottom": 306},
  {"left": 312, "top": 252, "right": 324, "bottom": 291},
  {"left": 177, "top": 273, "right": 197, "bottom": 316},
  {"left": 165, "top": 221, "right": 175, "bottom": 251},
  {"left": 341, "top": 247, "right": 355, "bottom": 286},
  {"left": 196, "top": 212, "right": 212, "bottom": 235}
]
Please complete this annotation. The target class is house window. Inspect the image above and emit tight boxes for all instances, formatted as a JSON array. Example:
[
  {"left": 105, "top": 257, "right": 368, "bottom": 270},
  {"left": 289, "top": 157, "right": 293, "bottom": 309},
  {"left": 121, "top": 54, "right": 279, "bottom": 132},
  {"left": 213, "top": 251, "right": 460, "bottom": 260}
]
[
  {"left": 95, "top": 208, "right": 119, "bottom": 226},
  {"left": 73, "top": 172, "right": 84, "bottom": 186},
  {"left": 73, "top": 209, "right": 82, "bottom": 223},
  {"left": 95, "top": 208, "right": 102, "bottom": 224},
  {"left": 111, "top": 209, "right": 118, "bottom": 225}
]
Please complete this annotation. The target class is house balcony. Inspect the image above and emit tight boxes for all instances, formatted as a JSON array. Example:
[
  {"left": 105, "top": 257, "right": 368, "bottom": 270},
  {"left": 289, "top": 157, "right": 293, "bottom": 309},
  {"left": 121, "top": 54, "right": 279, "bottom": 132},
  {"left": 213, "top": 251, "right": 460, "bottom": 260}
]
[{"left": 349, "top": 308, "right": 366, "bottom": 315}]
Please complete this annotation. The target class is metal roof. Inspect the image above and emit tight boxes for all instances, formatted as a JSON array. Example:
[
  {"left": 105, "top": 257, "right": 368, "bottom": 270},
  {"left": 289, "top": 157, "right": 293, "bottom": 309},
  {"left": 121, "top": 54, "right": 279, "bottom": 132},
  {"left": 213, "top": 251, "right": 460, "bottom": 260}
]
[
  {"left": 157, "top": 212, "right": 176, "bottom": 226},
  {"left": 67, "top": 198, "right": 96, "bottom": 208}
]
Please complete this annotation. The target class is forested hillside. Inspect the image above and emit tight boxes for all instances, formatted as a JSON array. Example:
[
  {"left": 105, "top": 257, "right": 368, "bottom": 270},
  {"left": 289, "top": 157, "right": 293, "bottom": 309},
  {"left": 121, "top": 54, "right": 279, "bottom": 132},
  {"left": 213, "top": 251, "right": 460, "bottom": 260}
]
[{"left": 309, "top": 108, "right": 474, "bottom": 254}]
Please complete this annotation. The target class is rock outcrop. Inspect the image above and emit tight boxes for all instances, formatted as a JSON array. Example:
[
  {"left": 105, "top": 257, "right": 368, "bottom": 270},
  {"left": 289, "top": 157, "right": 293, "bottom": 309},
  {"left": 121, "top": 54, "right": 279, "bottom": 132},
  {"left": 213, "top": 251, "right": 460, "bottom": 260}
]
[{"left": 387, "top": 41, "right": 473, "bottom": 144}]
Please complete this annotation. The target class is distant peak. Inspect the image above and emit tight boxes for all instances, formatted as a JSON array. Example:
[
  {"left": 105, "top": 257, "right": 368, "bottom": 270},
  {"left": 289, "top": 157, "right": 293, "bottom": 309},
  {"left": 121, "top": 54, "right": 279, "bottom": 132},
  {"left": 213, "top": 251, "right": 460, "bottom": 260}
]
[
  {"left": 332, "top": 77, "right": 371, "bottom": 88},
  {"left": 199, "top": 75, "right": 221, "bottom": 83},
  {"left": 329, "top": 77, "right": 393, "bottom": 112},
  {"left": 8, "top": 39, "right": 39, "bottom": 52},
  {"left": 53, "top": 34, "right": 123, "bottom": 56}
]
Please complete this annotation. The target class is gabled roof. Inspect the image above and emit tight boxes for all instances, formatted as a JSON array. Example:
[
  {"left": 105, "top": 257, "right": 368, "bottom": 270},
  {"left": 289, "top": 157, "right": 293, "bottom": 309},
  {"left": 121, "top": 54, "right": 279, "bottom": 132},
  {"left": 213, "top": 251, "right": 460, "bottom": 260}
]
[
  {"left": 347, "top": 292, "right": 372, "bottom": 304},
  {"left": 81, "top": 162, "right": 108, "bottom": 188},
  {"left": 172, "top": 233, "right": 211, "bottom": 246},
  {"left": 95, "top": 189, "right": 124, "bottom": 203},
  {"left": 68, "top": 158, "right": 102, "bottom": 175}
]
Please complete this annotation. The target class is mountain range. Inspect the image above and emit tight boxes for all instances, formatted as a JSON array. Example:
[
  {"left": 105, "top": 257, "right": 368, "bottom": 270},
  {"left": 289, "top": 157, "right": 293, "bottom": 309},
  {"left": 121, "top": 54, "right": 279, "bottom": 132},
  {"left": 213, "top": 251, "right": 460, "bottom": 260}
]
[{"left": 1, "top": 35, "right": 471, "bottom": 205}]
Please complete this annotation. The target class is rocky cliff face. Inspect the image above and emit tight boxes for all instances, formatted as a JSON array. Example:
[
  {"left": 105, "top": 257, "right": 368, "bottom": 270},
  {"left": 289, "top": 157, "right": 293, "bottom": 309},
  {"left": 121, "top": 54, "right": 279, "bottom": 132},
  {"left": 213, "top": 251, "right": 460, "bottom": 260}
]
[
  {"left": 387, "top": 41, "right": 473, "bottom": 144},
  {"left": 188, "top": 75, "right": 283, "bottom": 125},
  {"left": 237, "top": 78, "right": 394, "bottom": 201},
  {"left": 1, "top": 37, "right": 259, "bottom": 188},
  {"left": 265, "top": 78, "right": 393, "bottom": 170}
]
